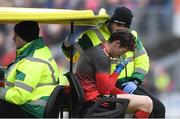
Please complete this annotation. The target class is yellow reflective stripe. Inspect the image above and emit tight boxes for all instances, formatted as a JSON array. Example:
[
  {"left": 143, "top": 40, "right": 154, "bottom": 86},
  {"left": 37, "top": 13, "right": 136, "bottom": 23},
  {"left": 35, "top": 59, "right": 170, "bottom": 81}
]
[
  {"left": 25, "top": 57, "right": 58, "bottom": 85},
  {"left": 0, "top": 88, "right": 8, "bottom": 100},
  {"left": 37, "top": 83, "right": 55, "bottom": 87},
  {"left": 5, "top": 81, "right": 14, "bottom": 86},
  {"left": 93, "top": 28, "right": 106, "bottom": 42},
  {"left": 127, "top": 57, "right": 134, "bottom": 62},
  {"left": 134, "top": 68, "right": 147, "bottom": 75},
  {"left": 48, "top": 56, "right": 54, "bottom": 62},
  {"left": 6, "top": 64, "right": 16, "bottom": 77},
  {"left": 28, "top": 99, "right": 47, "bottom": 107},
  {"left": 134, "top": 49, "right": 146, "bottom": 58},
  {"left": 76, "top": 28, "right": 106, "bottom": 54},
  {"left": 15, "top": 81, "right": 33, "bottom": 92}
]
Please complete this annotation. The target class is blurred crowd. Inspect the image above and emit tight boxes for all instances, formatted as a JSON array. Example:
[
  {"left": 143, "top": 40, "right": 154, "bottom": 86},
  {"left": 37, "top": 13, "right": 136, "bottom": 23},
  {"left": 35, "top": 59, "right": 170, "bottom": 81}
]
[{"left": 0, "top": 0, "right": 177, "bottom": 97}]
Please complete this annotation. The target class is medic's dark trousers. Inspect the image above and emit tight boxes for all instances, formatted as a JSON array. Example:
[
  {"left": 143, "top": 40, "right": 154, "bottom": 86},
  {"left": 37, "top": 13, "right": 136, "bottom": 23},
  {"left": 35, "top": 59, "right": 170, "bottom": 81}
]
[{"left": 0, "top": 99, "right": 33, "bottom": 117}]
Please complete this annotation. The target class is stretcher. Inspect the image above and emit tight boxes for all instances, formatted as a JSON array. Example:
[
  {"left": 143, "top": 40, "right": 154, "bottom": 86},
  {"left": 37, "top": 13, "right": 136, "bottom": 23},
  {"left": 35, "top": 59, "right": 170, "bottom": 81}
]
[{"left": 0, "top": 7, "right": 109, "bottom": 25}]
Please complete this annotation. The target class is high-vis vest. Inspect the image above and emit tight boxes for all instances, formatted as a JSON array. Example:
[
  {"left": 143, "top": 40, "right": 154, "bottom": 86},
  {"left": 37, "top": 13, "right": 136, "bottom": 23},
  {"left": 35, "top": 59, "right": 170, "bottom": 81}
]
[
  {"left": 2, "top": 38, "right": 59, "bottom": 117},
  {"left": 66, "top": 23, "right": 149, "bottom": 83}
]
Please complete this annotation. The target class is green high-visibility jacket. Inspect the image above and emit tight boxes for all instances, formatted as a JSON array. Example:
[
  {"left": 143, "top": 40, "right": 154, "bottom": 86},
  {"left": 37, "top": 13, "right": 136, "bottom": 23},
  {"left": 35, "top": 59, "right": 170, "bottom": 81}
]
[
  {"left": 62, "top": 23, "right": 149, "bottom": 84},
  {"left": 1, "top": 38, "right": 59, "bottom": 117}
]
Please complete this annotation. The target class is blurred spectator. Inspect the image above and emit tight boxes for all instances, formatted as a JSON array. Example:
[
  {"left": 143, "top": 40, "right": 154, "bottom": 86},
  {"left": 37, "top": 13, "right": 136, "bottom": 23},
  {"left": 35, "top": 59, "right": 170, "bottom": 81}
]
[
  {"left": 40, "top": 24, "right": 69, "bottom": 45},
  {"left": 103, "top": 0, "right": 121, "bottom": 15},
  {"left": 0, "top": 24, "right": 8, "bottom": 57},
  {"left": 154, "top": 68, "right": 171, "bottom": 92},
  {"left": 152, "top": 60, "right": 172, "bottom": 93},
  {"left": 0, "top": 0, "right": 14, "bottom": 6},
  {"left": 0, "top": 33, "right": 6, "bottom": 57},
  {"left": 137, "top": 0, "right": 172, "bottom": 34},
  {"left": 144, "top": 59, "right": 173, "bottom": 98},
  {"left": 172, "top": 0, "right": 180, "bottom": 37},
  {"left": 47, "top": 0, "right": 71, "bottom": 9},
  {"left": 0, "top": 49, "right": 16, "bottom": 66},
  {"left": 136, "top": 0, "right": 150, "bottom": 34},
  {"left": 84, "top": 0, "right": 101, "bottom": 13},
  {"left": 74, "top": 0, "right": 85, "bottom": 10},
  {"left": 14, "top": 0, "right": 33, "bottom": 7},
  {"left": 0, "top": 24, "right": 16, "bottom": 66}
]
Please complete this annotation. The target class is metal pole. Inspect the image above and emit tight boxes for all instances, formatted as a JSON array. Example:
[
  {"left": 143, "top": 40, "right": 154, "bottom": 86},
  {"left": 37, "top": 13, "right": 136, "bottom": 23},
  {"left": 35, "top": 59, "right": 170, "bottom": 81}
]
[{"left": 70, "top": 22, "right": 74, "bottom": 72}]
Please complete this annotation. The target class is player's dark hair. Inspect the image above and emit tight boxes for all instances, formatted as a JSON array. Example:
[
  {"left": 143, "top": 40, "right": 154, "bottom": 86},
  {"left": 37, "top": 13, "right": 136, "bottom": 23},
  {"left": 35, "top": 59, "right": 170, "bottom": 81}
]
[{"left": 108, "top": 29, "right": 135, "bottom": 51}]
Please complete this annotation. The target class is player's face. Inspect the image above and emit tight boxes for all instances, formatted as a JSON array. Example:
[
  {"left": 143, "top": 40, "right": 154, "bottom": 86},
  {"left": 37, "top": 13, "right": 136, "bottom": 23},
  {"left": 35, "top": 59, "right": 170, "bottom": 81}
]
[{"left": 110, "top": 41, "right": 128, "bottom": 57}]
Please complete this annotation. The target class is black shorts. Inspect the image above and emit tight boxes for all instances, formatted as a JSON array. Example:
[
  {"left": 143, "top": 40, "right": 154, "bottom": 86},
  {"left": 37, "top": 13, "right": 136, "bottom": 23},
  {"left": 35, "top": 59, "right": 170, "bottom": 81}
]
[{"left": 84, "top": 95, "right": 116, "bottom": 110}]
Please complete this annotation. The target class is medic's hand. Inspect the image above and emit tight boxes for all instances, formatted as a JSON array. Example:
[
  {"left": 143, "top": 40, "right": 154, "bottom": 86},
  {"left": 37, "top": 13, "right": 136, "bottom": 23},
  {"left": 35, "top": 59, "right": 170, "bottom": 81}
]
[
  {"left": 64, "top": 26, "right": 94, "bottom": 47},
  {"left": 64, "top": 34, "right": 79, "bottom": 47},
  {"left": 114, "top": 60, "right": 129, "bottom": 74},
  {"left": 122, "top": 81, "right": 137, "bottom": 94}
]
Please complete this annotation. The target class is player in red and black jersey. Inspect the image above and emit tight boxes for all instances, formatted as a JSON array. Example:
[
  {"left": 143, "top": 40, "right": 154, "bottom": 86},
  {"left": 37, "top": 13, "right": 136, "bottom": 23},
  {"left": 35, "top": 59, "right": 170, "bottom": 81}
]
[{"left": 75, "top": 29, "right": 153, "bottom": 118}]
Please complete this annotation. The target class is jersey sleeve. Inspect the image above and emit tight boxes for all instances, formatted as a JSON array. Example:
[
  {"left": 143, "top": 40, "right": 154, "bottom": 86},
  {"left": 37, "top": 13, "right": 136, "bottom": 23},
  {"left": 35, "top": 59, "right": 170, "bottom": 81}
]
[{"left": 94, "top": 55, "right": 124, "bottom": 94}]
